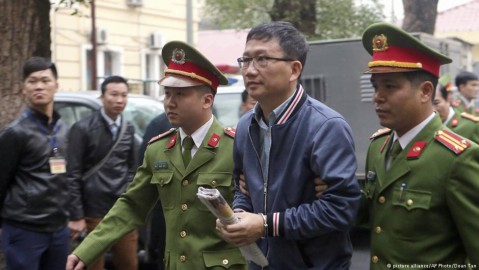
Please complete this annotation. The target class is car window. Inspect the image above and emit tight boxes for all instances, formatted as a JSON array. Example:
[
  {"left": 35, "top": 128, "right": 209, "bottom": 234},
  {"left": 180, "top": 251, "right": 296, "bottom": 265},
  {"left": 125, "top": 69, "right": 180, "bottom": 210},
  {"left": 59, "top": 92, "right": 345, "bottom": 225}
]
[
  {"left": 124, "top": 97, "right": 164, "bottom": 137},
  {"left": 213, "top": 93, "right": 242, "bottom": 127},
  {"left": 55, "top": 103, "right": 95, "bottom": 128}
]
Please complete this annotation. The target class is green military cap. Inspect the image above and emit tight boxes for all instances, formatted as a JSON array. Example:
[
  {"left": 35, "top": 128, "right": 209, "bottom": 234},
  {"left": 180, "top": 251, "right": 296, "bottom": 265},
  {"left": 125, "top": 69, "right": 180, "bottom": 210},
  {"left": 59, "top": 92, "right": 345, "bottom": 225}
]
[
  {"left": 362, "top": 22, "right": 452, "bottom": 77},
  {"left": 159, "top": 41, "right": 228, "bottom": 92}
]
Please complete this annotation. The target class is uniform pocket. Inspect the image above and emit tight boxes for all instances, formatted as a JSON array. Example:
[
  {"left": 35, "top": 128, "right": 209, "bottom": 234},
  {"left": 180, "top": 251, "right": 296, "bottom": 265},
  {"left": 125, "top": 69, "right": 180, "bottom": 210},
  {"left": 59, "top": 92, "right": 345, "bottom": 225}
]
[
  {"left": 390, "top": 187, "right": 432, "bottom": 240},
  {"left": 197, "top": 172, "right": 232, "bottom": 188},
  {"left": 392, "top": 188, "right": 432, "bottom": 211},
  {"left": 202, "top": 248, "right": 246, "bottom": 269},
  {"left": 151, "top": 172, "right": 175, "bottom": 210}
]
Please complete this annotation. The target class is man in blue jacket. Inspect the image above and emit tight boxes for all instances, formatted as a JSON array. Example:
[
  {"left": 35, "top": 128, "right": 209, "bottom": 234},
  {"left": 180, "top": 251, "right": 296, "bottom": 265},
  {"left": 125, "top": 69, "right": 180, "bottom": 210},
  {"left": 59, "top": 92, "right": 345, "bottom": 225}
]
[{"left": 216, "top": 21, "right": 361, "bottom": 269}]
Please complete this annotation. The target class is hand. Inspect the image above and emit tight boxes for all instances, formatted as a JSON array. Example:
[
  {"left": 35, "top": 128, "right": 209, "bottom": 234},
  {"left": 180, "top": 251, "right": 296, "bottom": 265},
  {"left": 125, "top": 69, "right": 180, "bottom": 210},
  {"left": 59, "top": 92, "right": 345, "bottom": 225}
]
[
  {"left": 216, "top": 212, "right": 263, "bottom": 247},
  {"left": 68, "top": 219, "right": 87, "bottom": 240},
  {"left": 66, "top": 254, "right": 86, "bottom": 270},
  {"left": 314, "top": 176, "right": 328, "bottom": 198},
  {"left": 238, "top": 173, "right": 249, "bottom": 196}
]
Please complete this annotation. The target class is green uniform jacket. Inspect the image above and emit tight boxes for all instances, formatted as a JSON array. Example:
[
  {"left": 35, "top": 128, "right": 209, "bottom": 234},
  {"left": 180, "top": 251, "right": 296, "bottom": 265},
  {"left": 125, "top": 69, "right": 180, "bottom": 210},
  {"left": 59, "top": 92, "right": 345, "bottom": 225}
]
[
  {"left": 73, "top": 118, "right": 246, "bottom": 270},
  {"left": 363, "top": 115, "right": 479, "bottom": 268},
  {"left": 451, "top": 96, "right": 478, "bottom": 116},
  {"left": 446, "top": 111, "right": 479, "bottom": 144}
]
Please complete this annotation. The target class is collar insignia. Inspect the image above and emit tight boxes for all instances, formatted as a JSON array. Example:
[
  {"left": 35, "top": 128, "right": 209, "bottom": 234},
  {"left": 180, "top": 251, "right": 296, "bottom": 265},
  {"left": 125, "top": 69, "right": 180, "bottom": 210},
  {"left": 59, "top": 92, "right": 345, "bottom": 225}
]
[
  {"left": 208, "top": 133, "right": 221, "bottom": 148},
  {"left": 407, "top": 141, "right": 427, "bottom": 159},
  {"left": 172, "top": 48, "right": 186, "bottom": 64},
  {"left": 372, "top": 34, "right": 388, "bottom": 52}
]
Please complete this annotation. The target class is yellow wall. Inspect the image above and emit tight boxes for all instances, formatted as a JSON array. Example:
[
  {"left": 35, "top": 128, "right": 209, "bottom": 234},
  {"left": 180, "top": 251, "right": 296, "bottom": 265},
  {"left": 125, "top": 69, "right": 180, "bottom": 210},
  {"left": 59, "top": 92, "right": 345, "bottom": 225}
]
[{"left": 51, "top": 0, "right": 202, "bottom": 93}]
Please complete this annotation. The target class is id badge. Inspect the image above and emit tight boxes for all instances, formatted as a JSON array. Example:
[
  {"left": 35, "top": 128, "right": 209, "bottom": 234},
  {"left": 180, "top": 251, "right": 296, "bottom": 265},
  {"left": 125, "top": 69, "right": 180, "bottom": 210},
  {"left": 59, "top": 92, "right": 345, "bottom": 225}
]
[{"left": 49, "top": 157, "right": 66, "bottom": 174}]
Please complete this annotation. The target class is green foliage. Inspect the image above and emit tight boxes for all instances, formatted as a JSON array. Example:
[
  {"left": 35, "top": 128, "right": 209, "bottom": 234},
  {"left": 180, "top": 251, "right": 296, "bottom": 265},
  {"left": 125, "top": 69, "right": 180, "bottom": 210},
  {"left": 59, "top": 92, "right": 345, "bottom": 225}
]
[
  {"left": 202, "top": 0, "right": 384, "bottom": 40},
  {"left": 316, "top": 0, "right": 384, "bottom": 39},
  {"left": 202, "top": 0, "right": 273, "bottom": 30}
]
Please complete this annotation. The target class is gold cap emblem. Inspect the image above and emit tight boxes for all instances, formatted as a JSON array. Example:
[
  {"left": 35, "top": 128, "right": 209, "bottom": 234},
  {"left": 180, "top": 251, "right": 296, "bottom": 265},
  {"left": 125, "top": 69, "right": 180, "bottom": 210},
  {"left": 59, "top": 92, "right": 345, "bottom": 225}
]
[
  {"left": 172, "top": 48, "right": 186, "bottom": 64},
  {"left": 372, "top": 34, "right": 388, "bottom": 52}
]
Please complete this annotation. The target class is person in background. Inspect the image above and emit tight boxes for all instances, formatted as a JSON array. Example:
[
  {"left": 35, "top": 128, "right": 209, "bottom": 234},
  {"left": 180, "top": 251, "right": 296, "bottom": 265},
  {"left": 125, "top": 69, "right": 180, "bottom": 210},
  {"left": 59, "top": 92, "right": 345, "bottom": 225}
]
[
  {"left": 434, "top": 82, "right": 479, "bottom": 144},
  {"left": 450, "top": 71, "right": 479, "bottom": 115},
  {"left": 361, "top": 22, "right": 479, "bottom": 268},
  {"left": 66, "top": 40, "right": 246, "bottom": 270},
  {"left": 137, "top": 112, "right": 173, "bottom": 270},
  {"left": 216, "top": 21, "right": 360, "bottom": 270},
  {"left": 239, "top": 89, "right": 257, "bottom": 116},
  {"left": 0, "top": 57, "right": 70, "bottom": 270},
  {"left": 67, "top": 75, "right": 138, "bottom": 270}
]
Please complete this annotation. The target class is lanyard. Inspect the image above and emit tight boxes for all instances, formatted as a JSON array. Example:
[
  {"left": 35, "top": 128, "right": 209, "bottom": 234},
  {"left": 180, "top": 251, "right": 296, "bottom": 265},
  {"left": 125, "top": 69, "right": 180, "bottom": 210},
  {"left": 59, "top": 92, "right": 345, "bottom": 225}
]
[{"left": 25, "top": 109, "right": 61, "bottom": 151}]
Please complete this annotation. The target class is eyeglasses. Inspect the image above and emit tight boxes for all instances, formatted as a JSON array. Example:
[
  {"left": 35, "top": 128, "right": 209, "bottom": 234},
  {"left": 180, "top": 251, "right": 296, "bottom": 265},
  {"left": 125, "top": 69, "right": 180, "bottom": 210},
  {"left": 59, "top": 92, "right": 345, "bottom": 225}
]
[{"left": 237, "top": 56, "right": 295, "bottom": 69}]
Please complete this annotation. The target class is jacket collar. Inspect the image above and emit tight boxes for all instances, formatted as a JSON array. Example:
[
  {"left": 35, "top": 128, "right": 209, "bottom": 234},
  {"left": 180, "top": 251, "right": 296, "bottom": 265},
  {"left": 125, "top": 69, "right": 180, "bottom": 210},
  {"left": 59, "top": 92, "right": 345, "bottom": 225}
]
[{"left": 252, "top": 84, "right": 308, "bottom": 126}]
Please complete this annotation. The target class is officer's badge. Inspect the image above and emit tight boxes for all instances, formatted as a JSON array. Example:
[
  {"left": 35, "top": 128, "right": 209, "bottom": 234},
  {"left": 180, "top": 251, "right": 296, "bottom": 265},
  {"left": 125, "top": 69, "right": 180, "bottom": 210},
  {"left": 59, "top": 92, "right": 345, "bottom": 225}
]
[
  {"left": 155, "top": 161, "right": 169, "bottom": 170},
  {"left": 172, "top": 48, "right": 186, "bottom": 64},
  {"left": 372, "top": 34, "right": 388, "bottom": 52}
]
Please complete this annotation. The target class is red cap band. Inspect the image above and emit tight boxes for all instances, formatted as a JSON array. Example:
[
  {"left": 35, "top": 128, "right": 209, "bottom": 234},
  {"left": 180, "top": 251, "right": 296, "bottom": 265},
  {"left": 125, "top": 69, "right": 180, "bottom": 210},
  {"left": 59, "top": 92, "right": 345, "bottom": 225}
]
[
  {"left": 370, "top": 45, "right": 442, "bottom": 77},
  {"left": 166, "top": 60, "right": 220, "bottom": 91}
]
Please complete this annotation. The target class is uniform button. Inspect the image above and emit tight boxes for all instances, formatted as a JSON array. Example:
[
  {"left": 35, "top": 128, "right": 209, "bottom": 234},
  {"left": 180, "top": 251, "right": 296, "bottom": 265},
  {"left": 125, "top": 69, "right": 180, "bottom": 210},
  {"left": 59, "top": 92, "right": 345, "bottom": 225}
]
[
  {"left": 371, "top": 256, "right": 379, "bottom": 263},
  {"left": 378, "top": 196, "right": 386, "bottom": 204},
  {"left": 374, "top": 226, "right": 382, "bottom": 234},
  {"left": 180, "top": 231, "right": 187, "bottom": 238},
  {"left": 182, "top": 180, "right": 189, "bottom": 186},
  {"left": 407, "top": 199, "right": 413, "bottom": 206},
  {"left": 222, "top": 259, "right": 229, "bottom": 265},
  {"left": 181, "top": 204, "right": 188, "bottom": 211},
  {"left": 179, "top": 255, "right": 186, "bottom": 262},
  {"left": 211, "top": 180, "right": 217, "bottom": 186}
]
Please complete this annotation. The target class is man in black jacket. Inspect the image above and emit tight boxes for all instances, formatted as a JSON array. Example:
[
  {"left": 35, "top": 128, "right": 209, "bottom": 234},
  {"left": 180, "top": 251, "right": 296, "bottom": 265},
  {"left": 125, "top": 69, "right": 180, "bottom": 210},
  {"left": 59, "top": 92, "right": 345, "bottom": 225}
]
[
  {"left": 0, "top": 57, "right": 70, "bottom": 270},
  {"left": 67, "top": 76, "right": 138, "bottom": 270}
]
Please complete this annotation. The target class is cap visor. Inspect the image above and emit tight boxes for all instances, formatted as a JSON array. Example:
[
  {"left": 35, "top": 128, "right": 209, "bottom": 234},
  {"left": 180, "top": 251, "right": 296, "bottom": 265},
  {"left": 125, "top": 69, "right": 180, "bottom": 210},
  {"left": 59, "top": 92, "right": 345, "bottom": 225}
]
[
  {"left": 364, "top": 66, "right": 421, "bottom": 74},
  {"left": 158, "top": 75, "right": 204, "bottom": 88}
]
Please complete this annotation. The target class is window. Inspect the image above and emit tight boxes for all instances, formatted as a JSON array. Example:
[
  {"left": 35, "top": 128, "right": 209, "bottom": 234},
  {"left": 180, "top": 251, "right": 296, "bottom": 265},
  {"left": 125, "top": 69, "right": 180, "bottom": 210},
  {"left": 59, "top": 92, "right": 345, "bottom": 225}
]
[
  {"left": 142, "top": 50, "right": 164, "bottom": 97},
  {"left": 83, "top": 45, "right": 123, "bottom": 90}
]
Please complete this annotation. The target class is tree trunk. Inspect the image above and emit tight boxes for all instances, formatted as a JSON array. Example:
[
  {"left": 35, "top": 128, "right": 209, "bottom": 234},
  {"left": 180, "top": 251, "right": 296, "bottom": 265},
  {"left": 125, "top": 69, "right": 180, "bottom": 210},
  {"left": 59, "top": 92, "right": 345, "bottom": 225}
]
[
  {"left": 269, "top": 0, "right": 317, "bottom": 38},
  {"left": 0, "top": 0, "right": 51, "bottom": 129},
  {"left": 402, "top": 0, "right": 438, "bottom": 34}
]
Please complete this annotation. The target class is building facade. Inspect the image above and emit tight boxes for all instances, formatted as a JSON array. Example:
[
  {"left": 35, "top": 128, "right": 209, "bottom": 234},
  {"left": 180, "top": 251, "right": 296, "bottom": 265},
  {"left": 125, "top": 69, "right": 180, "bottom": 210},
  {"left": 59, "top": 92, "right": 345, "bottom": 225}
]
[{"left": 51, "top": 0, "right": 202, "bottom": 96}]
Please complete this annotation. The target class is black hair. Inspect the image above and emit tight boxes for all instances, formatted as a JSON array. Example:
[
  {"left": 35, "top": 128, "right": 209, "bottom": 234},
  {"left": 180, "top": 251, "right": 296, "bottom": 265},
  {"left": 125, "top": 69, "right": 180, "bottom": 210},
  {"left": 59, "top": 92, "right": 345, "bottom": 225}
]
[
  {"left": 438, "top": 84, "right": 448, "bottom": 100},
  {"left": 455, "top": 71, "right": 478, "bottom": 88},
  {"left": 247, "top": 21, "right": 309, "bottom": 68},
  {"left": 403, "top": 70, "right": 438, "bottom": 102},
  {"left": 100, "top": 76, "right": 129, "bottom": 95},
  {"left": 23, "top": 56, "right": 58, "bottom": 80},
  {"left": 241, "top": 89, "right": 248, "bottom": 103}
]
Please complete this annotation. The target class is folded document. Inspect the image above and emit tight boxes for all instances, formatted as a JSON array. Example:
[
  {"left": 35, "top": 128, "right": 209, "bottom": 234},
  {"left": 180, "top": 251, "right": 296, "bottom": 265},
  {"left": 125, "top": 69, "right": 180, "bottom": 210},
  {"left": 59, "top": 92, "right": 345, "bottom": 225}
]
[{"left": 197, "top": 187, "right": 269, "bottom": 267}]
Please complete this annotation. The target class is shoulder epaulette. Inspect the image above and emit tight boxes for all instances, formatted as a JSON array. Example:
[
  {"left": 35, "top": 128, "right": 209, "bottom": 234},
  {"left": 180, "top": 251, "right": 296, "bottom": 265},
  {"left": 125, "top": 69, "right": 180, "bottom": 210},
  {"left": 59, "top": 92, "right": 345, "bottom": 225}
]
[
  {"left": 435, "top": 129, "right": 470, "bottom": 155},
  {"left": 224, "top": 127, "right": 236, "bottom": 138},
  {"left": 369, "top": 128, "right": 391, "bottom": 140},
  {"left": 460, "top": 112, "right": 479, "bottom": 122},
  {"left": 148, "top": 128, "right": 176, "bottom": 144}
]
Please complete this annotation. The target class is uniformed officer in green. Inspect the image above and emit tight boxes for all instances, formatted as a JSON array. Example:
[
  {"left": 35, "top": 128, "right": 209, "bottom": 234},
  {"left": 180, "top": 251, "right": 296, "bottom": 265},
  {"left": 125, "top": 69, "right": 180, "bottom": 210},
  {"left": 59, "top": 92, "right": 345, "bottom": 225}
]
[
  {"left": 66, "top": 41, "right": 246, "bottom": 270},
  {"left": 361, "top": 23, "right": 479, "bottom": 268},
  {"left": 434, "top": 81, "right": 479, "bottom": 144},
  {"left": 450, "top": 71, "right": 479, "bottom": 115}
]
